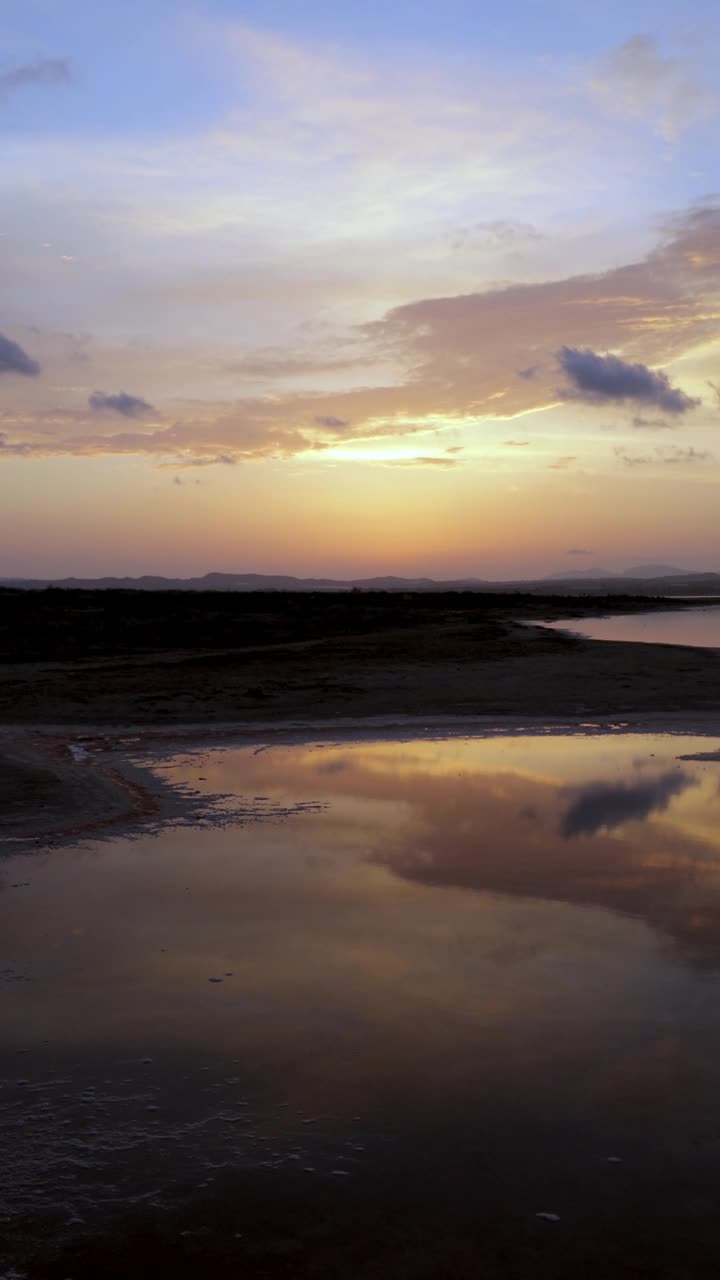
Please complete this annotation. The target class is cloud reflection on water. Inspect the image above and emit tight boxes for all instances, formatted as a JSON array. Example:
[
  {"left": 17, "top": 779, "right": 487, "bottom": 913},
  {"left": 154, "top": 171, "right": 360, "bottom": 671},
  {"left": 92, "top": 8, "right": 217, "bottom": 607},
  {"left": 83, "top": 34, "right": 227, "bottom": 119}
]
[
  {"left": 202, "top": 737, "right": 718, "bottom": 971},
  {"left": 151, "top": 736, "right": 720, "bottom": 970},
  {"left": 561, "top": 770, "right": 696, "bottom": 837}
]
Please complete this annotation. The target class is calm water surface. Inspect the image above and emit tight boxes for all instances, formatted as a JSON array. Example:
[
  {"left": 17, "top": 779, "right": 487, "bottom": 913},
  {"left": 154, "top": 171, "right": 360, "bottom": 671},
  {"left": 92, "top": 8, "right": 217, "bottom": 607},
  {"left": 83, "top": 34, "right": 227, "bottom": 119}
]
[
  {"left": 4, "top": 731, "right": 720, "bottom": 1277},
  {"left": 542, "top": 604, "right": 720, "bottom": 647}
]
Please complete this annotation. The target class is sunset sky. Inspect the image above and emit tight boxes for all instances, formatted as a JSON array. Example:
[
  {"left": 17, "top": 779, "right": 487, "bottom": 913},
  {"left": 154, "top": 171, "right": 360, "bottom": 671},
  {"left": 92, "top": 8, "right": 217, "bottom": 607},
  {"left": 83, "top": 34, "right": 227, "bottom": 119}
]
[{"left": 1, "top": 0, "right": 719, "bottom": 579}]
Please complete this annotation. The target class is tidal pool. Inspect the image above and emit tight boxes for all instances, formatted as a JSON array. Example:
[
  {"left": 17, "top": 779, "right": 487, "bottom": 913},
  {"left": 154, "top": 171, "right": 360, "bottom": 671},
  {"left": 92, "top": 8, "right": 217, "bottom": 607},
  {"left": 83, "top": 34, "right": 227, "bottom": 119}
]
[
  {"left": 4, "top": 730, "right": 720, "bottom": 1278},
  {"left": 541, "top": 604, "right": 720, "bottom": 647}
]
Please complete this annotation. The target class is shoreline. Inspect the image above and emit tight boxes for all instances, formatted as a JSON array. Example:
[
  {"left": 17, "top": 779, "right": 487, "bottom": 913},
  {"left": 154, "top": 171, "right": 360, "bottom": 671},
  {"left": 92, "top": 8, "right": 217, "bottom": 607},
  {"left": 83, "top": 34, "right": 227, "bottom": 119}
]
[{"left": 3, "top": 710, "right": 720, "bottom": 848}]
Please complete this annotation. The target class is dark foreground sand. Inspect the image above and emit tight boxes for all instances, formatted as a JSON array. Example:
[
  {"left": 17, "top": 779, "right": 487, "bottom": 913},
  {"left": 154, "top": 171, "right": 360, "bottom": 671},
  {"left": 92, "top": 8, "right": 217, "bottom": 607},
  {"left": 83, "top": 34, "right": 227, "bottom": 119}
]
[
  {"left": 2, "top": 632, "right": 720, "bottom": 844},
  {"left": 2, "top": 601, "right": 720, "bottom": 842}
]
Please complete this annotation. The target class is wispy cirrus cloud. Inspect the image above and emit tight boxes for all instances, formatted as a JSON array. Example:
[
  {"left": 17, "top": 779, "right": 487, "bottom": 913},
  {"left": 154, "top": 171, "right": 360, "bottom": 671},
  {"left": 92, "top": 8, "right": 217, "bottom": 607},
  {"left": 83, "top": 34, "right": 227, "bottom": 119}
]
[
  {"left": 615, "top": 445, "right": 713, "bottom": 467},
  {"left": 546, "top": 456, "right": 577, "bottom": 471},
  {"left": 381, "top": 455, "right": 459, "bottom": 468},
  {"left": 450, "top": 219, "right": 545, "bottom": 252},
  {"left": 589, "top": 36, "right": 714, "bottom": 141}
]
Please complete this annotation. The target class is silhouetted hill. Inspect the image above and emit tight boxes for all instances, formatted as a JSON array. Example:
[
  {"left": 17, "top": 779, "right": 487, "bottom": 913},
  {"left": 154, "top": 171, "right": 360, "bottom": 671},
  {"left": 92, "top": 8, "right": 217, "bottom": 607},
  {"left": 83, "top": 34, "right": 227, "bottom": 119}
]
[
  {"left": 546, "top": 562, "right": 689, "bottom": 581},
  {"left": 622, "top": 563, "right": 688, "bottom": 578},
  {"left": 545, "top": 567, "right": 615, "bottom": 580},
  {"left": 1, "top": 570, "right": 719, "bottom": 595}
]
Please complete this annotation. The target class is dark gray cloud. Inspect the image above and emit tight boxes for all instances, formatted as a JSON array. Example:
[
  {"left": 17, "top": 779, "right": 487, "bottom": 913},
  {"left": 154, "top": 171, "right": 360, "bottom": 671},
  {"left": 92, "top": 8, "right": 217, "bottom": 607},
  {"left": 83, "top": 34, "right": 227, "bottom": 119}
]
[
  {"left": 89, "top": 391, "right": 154, "bottom": 418},
  {"left": 0, "top": 59, "right": 71, "bottom": 95},
  {"left": 558, "top": 346, "right": 698, "bottom": 414},
  {"left": 561, "top": 770, "right": 694, "bottom": 837},
  {"left": 0, "top": 333, "right": 40, "bottom": 377},
  {"left": 615, "top": 448, "right": 653, "bottom": 466},
  {"left": 615, "top": 445, "right": 713, "bottom": 466},
  {"left": 517, "top": 365, "right": 539, "bottom": 380},
  {"left": 663, "top": 445, "right": 713, "bottom": 464},
  {"left": 314, "top": 415, "right": 349, "bottom": 430},
  {"left": 632, "top": 415, "right": 673, "bottom": 429},
  {"left": 0, "top": 432, "right": 33, "bottom": 454},
  {"left": 170, "top": 454, "right": 237, "bottom": 469},
  {"left": 567, "top": 548, "right": 590, "bottom": 555}
]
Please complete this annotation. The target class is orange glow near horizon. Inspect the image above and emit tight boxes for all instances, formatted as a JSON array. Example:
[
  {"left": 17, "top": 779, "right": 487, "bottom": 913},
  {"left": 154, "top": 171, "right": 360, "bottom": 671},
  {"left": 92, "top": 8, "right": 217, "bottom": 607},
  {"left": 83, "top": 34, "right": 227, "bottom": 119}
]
[{"left": 3, "top": 445, "right": 719, "bottom": 580}]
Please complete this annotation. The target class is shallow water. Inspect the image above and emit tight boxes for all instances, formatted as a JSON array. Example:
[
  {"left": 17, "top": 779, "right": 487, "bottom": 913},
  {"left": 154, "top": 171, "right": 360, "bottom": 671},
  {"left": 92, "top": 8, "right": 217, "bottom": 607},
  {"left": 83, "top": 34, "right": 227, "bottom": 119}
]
[
  {"left": 541, "top": 604, "right": 720, "bottom": 647},
  {"left": 4, "top": 731, "right": 720, "bottom": 1277}
]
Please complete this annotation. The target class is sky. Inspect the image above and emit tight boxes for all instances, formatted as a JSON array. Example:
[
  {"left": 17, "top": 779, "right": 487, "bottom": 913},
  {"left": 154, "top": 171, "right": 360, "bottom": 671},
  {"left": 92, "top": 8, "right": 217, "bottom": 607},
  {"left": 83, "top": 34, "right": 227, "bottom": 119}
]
[{"left": 1, "top": 0, "right": 719, "bottom": 579}]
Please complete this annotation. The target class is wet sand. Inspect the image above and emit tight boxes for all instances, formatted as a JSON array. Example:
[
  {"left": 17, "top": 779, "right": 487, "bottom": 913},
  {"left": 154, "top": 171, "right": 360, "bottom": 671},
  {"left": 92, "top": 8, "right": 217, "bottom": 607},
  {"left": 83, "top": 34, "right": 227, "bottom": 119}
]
[
  {"left": 3, "top": 706, "right": 720, "bottom": 846},
  {"left": 2, "top": 604, "right": 720, "bottom": 843},
  {"left": 0, "top": 730, "right": 203, "bottom": 846}
]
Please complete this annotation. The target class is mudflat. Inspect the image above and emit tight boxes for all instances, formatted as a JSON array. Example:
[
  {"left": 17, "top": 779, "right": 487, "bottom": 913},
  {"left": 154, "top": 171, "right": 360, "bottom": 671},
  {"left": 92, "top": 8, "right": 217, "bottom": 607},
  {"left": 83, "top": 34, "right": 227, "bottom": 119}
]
[
  {"left": 2, "top": 588, "right": 719, "bottom": 842},
  {"left": 2, "top": 588, "right": 719, "bottom": 726}
]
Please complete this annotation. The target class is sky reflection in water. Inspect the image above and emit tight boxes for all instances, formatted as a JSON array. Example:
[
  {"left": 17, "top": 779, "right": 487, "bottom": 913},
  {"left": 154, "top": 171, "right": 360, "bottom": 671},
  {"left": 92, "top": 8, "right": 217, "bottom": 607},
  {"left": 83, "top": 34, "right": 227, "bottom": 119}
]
[
  {"left": 4, "top": 731, "right": 720, "bottom": 1272},
  {"left": 542, "top": 605, "right": 720, "bottom": 647}
]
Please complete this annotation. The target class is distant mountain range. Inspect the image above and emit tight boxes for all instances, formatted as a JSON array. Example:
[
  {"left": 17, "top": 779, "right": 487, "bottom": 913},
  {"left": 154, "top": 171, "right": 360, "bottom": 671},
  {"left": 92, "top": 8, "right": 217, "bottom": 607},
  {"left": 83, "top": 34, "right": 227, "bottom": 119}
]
[
  {"left": 545, "top": 563, "right": 689, "bottom": 581},
  {"left": 2, "top": 569, "right": 720, "bottom": 595}
]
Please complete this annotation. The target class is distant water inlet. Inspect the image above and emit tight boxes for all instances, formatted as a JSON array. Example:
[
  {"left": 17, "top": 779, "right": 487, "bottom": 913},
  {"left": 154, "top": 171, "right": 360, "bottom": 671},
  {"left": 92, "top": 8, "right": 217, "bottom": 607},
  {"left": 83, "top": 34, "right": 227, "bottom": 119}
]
[{"left": 540, "top": 604, "right": 720, "bottom": 647}]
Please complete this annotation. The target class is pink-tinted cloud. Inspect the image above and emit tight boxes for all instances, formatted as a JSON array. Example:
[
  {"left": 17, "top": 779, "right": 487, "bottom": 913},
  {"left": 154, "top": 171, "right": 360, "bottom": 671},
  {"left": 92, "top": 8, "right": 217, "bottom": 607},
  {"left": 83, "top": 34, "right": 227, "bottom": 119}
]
[{"left": 1, "top": 205, "right": 717, "bottom": 464}]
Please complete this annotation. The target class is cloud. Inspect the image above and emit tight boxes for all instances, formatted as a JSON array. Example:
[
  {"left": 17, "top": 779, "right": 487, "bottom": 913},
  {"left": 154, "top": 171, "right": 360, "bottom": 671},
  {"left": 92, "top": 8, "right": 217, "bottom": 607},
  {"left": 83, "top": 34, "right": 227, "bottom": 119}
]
[
  {"left": 662, "top": 445, "right": 713, "bottom": 465},
  {"left": 333, "top": 753, "right": 720, "bottom": 969},
  {"left": 632, "top": 415, "right": 673, "bottom": 429},
  {"left": 503, "top": 439, "right": 529, "bottom": 446},
  {"left": 561, "top": 770, "right": 694, "bottom": 837},
  {"left": 225, "top": 349, "right": 375, "bottom": 380},
  {"left": 314, "top": 415, "right": 349, "bottom": 430},
  {"left": 0, "top": 58, "right": 71, "bottom": 96},
  {"left": 2, "top": 204, "right": 720, "bottom": 464},
  {"left": 382, "top": 455, "right": 459, "bottom": 467},
  {"left": 450, "top": 220, "right": 544, "bottom": 252},
  {"left": 517, "top": 365, "right": 539, "bottom": 380},
  {"left": 166, "top": 453, "right": 237, "bottom": 469},
  {"left": 615, "top": 449, "right": 652, "bottom": 467},
  {"left": 88, "top": 391, "right": 155, "bottom": 418},
  {"left": 364, "top": 204, "right": 720, "bottom": 423},
  {"left": 0, "top": 333, "right": 40, "bottom": 377},
  {"left": 589, "top": 36, "right": 712, "bottom": 141},
  {"left": 615, "top": 445, "right": 713, "bottom": 466},
  {"left": 567, "top": 548, "right": 590, "bottom": 556},
  {"left": 0, "top": 432, "right": 33, "bottom": 455},
  {"left": 558, "top": 346, "right": 698, "bottom": 414}
]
